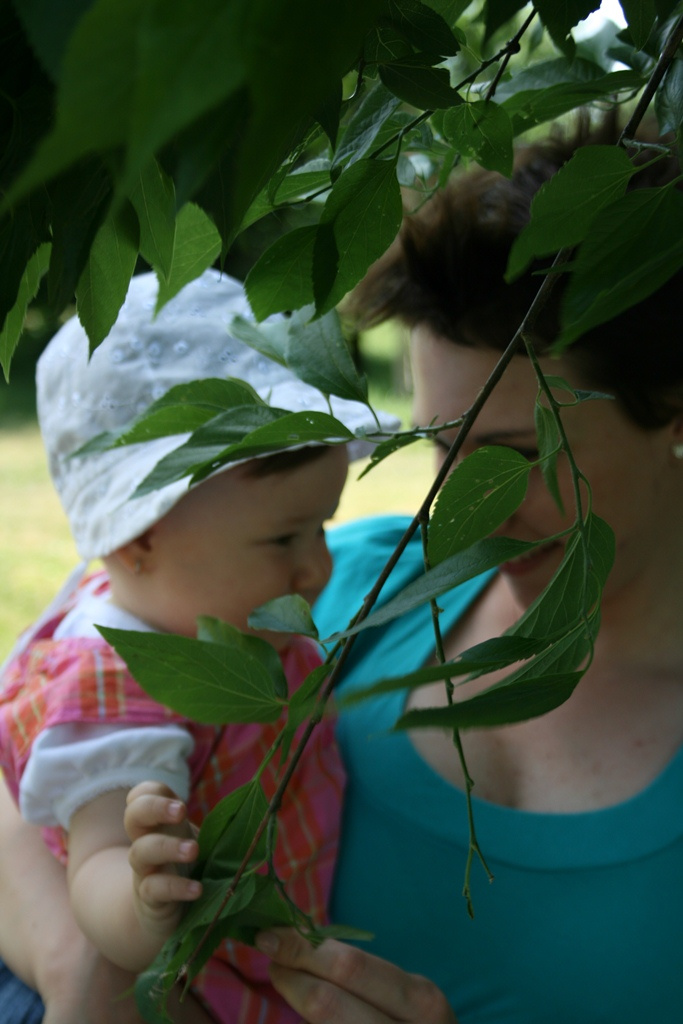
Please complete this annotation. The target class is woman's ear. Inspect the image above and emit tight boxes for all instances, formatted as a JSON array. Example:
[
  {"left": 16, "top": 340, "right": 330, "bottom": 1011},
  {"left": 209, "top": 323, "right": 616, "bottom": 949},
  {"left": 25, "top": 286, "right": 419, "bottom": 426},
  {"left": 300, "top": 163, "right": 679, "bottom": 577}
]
[{"left": 110, "top": 529, "right": 155, "bottom": 575}]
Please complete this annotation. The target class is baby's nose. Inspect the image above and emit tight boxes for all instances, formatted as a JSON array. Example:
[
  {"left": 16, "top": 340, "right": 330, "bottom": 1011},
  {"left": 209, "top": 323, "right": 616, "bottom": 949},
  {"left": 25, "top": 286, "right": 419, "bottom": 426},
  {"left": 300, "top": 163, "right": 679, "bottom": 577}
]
[{"left": 294, "top": 545, "right": 332, "bottom": 600}]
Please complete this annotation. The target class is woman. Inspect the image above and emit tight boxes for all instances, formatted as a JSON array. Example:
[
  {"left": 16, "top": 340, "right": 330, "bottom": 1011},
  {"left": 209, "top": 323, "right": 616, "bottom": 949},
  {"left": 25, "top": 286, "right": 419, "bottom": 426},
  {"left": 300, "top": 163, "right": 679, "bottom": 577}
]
[
  {"left": 2, "top": 132, "right": 683, "bottom": 1022},
  {"left": 257, "top": 133, "right": 683, "bottom": 1023}
]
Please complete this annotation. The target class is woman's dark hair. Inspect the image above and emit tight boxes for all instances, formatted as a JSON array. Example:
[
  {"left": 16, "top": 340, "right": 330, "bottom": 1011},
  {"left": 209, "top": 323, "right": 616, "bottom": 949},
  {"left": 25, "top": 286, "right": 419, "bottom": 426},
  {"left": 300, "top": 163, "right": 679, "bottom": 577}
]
[{"left": 349, "top": 124, "right": 683, "bottom": 428}]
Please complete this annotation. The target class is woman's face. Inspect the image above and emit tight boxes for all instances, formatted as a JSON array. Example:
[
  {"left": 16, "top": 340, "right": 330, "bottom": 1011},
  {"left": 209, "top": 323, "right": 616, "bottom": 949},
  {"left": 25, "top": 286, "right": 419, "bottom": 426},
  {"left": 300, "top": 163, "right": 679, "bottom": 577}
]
[{"left": 411, "top": 326, "right": 683, "bottom": 611}]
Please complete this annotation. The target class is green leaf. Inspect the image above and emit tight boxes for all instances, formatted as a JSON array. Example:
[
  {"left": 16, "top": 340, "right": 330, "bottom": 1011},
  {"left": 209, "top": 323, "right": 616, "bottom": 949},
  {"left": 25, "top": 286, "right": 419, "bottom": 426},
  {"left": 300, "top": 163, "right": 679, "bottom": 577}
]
[
  {"left": 188, "top": 411, "right": 355, "bottom": 484},
  {"left": 497, "top": 56, "right": 604, "bottom": 96},
  {"left": 125, "top": 0, "right": 247, "bottom": 184},
  {"left": 153, "top": 873, "right": 259, "bottom": 992},
  {"left": 97, "top": 626, "right": 286, "bottom": 724},
  {"left": 115, "top": 405, "right": 220, "bottom": 442},
  {"left": 534, "top": 0, "right": 601, "bottom": 46},
  {"left": 315, "top": 84, "right": 343, "bottom": 147},
  {"left": 313, "top": 159, "right": 402, "bottom": 314},
  {"left": 441, "top": 100, "right": 513, "bottom": 175},
  {"left": 383, "top": 0, "right": 461, "bottom": 56},
  {"left": 240, "top": 168, "right": 332, "bottom": 232},
  {"left": 286, "top": 307, "right": 370, "bottom": 403},
  {"left": 248, "top": 595, "right": 319, "bottom": 640},
  {"left": 155, "top": 203, "right": 221, "bottom": 311},
  {"left": 278, "top": 663, "right": 332, "bottom": 761},
  {"left": 556, "top": 185, "right": 683, "bottom": 350},
  {"left": 506, "top": 146, "right": 637, "bottom": 280},
  {"left": 504, "top": 70, "right": 644, "bottom": 133},
  {"left": 534, "top": 402, "right": 563, "bottom": 514},
  {"left": 46, "top": 158, "right": 113, "bottom": 313},
  {"left": 13, "top": 0, "right": 96, "bottom": 80},
  {"left": 221, "top": 875, "right": 300, "bottom": 947},
  {"left": 128, "top": 406, "right": 289, "bottom": 495},
  {"left": 153, "top": 378, "right": 265, "bottom": 410},
  {"left": 77, "top": 380, "right": 266, "bottom": 454},
  {"left": 654, "top": 0, "right": 681, "bottom": 17},
  {"left": 195, "top": 780, "right": 259, "bottom": 864},
  {"left": 134, "top": 937, "right": 178, "bottom": 1023},
  {"left": 196, "top": 615, "right": 289, "bottom": 699},
  {"left": 229, "top": 315, "right": 290, "bottom": 366},
  {"left": 364, "top": 23, "right": 414, "bottom": 64},
  {"left": 357, "top": 432, "right": 426, "bottom": 478},
  {"left": 129, "top": 159, "right": 177, "bottom": 283},
  {"left": 198, "top": 779, "right": 270, "bottom": 873},
  {"left": 428, "top": 447, "right": 531, "bottom": 565},
  {"left": 245, "top": 226, "right": 317, "bottom": 320},
  {"left": 379, "top": 60, "right": 463, "bottom": 109},
  {"left": 4, "top": 0, "right": 143, "bottom": 203},
  {"left": 512, "top": 515, "right": 615, "bottom": 639},
  {"left": 498, "top": 60, "right": 644, "bottom": 134},
  {"left": 395, "top": 671, "right": 582, "bottom": 730},
  {"left": 422, "top": 0, "right": 471, "bottom": 22},
  {"left": 482, "top": 0, "right": 529, "bottom": 40},
  {"left": 0, "top": 191, "right": 51, "bottom": 334},
  {"left": 506, "top": 612, "right": 599, "bottom": 684},
  {"left": 509, "top": 70, "right": 643, "bottom": 134},
  {"left": 655, "top": 55, "right": 683, "bottom": 134},
  {"left": 333, "top": 84, "right": 402, "bottom": 169},
  {"left": 620, "top": 0, "right": 656, "bottom": 49},
  {"left": 75, "top": 199, "right": 139, "bottom": 352},
  {"left": 324, "top": 536, "right": 549, "bottom": 641},
  {"left": 340, "top": 635, "right": 551, "bottom": 706},
  {"left": 178, "top": 874, "right": 257, "bottom": 936},
  {"left": 285, "top": 664, "right": 330, "bottom": 732},
  {"left": 221, "top": 0, "right": 388, "bottom": 241},
  {"left": 134, "top": 408, "right": 355, "bottom": 494},
  {"left": 0, "top": 242, "right": 51, "bottom": 382}
]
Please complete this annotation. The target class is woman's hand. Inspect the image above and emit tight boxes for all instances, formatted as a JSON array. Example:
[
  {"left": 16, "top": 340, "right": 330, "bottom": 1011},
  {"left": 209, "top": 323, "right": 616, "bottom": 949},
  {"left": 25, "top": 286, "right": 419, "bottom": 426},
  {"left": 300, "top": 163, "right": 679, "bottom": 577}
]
[{"left": 255, "top": 928, "right": 457, "bottom": 1023}]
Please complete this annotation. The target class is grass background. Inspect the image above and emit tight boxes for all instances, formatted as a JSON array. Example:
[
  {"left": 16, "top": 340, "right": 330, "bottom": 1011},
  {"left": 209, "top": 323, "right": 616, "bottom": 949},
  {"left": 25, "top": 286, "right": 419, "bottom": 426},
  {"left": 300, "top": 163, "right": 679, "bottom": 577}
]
[{"left": 0, "top": 325, "right": 437, "bottom": 661}]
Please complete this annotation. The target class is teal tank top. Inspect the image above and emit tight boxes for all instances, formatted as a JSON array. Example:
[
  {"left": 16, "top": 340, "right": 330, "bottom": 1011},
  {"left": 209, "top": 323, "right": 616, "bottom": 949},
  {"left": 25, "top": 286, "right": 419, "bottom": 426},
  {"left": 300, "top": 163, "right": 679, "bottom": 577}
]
[{"left": 314, "top": 515, "right": 683, "bottom": 1023}]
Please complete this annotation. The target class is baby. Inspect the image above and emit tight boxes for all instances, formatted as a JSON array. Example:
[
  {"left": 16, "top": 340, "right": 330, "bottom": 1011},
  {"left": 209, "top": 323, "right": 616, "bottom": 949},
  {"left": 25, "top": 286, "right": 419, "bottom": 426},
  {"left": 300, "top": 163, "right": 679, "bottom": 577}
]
[{"left": 0, "top": 270, "right": 388, "bottom": 1023}]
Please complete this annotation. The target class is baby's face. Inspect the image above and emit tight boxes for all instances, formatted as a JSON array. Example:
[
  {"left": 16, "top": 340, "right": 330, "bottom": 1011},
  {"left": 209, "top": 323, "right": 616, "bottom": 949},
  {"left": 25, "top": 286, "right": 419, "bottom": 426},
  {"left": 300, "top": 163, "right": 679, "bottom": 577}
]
[{"left": 129, "top": 446, "right": 348, "bottom": 648}]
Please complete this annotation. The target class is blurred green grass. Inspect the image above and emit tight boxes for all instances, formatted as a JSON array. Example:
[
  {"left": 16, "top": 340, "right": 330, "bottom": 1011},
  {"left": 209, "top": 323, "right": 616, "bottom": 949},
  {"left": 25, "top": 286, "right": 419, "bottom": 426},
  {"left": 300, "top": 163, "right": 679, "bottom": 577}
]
[{"left": 0, "top": 323, "right": 438, "bottom": 660}]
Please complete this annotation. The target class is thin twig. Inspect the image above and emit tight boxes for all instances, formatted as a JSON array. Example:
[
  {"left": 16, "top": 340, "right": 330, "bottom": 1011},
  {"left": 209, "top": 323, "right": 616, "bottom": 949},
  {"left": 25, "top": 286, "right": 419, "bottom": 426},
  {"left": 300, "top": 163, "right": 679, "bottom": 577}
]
[
  {"left": 418, "top": 518, "right": 493, "bottom": 917},
  {"left": 619, "top": 13, "right": 683, "bottom": 146},
  {"left": 484, "top": 11, "right": 537, "bottom": 101}
]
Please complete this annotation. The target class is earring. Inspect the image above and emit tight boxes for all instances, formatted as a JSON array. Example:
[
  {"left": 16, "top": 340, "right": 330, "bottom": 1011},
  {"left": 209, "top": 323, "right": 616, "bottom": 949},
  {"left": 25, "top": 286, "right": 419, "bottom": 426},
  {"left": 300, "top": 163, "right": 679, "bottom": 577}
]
[
  {"left": 134, "top": 558, "right": 143, "bottom": 574},
  {"left": 673, "top": 444, "right": 683, "bottom": 460}
]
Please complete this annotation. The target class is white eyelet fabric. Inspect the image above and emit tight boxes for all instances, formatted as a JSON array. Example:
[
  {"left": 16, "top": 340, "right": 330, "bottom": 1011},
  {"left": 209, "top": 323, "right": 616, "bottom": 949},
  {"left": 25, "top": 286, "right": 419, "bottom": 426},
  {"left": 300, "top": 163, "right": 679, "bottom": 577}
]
[{"left": 37, "top": 269, "right": 398, "bottom": 559}]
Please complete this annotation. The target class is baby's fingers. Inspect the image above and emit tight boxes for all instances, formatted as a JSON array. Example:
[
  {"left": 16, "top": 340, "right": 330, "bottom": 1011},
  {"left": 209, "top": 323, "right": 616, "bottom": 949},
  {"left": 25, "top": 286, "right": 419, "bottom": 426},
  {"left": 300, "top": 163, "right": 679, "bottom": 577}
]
[
  {"left": 125, "top": 783, "right": 189, "bottom": 841},
  {"left": 129, "top": 832, "right": 199, "bottom": 878},
  {"left": 135, "top": 868, "right": 202, "bottom": 908}
]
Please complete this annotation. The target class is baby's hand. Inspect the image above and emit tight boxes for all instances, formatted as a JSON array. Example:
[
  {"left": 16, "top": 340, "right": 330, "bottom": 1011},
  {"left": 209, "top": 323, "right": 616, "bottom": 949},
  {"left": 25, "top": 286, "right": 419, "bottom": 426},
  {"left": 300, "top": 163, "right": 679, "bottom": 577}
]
[{"left": 124, "top": 781, "right": 202, "bottom": 941}]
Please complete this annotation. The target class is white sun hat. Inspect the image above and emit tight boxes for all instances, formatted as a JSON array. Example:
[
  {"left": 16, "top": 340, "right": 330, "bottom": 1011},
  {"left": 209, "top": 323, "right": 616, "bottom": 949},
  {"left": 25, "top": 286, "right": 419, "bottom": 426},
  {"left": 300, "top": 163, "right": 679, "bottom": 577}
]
[{"left": 37, "top": 269, "right": 397, "bottom": 560}]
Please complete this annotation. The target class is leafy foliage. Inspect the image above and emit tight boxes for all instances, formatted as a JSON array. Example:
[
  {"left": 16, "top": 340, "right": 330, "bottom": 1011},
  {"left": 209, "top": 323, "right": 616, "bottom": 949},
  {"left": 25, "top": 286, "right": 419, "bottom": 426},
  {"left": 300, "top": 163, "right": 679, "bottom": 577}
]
[{"left": 4, "top": 0, "right": 683, "bottom": 1016}]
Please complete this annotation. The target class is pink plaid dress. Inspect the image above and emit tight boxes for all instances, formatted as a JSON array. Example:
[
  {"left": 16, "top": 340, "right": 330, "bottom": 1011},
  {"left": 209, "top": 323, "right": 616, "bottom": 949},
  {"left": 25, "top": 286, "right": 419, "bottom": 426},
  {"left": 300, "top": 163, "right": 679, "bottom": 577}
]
[{"left": 0, "top": 572, "right": 345, "bottom": 1024}]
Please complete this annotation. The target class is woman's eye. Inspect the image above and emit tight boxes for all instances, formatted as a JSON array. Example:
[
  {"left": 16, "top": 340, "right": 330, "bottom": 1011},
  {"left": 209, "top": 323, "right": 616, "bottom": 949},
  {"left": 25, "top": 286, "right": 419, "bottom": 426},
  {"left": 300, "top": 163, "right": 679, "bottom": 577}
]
[
  {"left": 513, "top": 447, "right": 539, "bottom": 461},
  {"left": 271, "top": 534, "right": 295, "bottom": 547}
]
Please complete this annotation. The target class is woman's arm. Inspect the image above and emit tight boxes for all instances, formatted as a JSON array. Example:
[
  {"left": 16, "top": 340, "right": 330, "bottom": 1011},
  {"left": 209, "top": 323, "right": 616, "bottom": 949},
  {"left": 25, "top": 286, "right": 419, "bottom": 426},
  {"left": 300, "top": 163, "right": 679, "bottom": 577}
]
[
  {"left": 0, "top": 783, "right": 215, "bottom": 1024},
  {"left": 255, "top": 928, "right": 458, "bottom": 1024},
  {"left": 0, "top": 783, "right": 141, "bottom": 1023}
]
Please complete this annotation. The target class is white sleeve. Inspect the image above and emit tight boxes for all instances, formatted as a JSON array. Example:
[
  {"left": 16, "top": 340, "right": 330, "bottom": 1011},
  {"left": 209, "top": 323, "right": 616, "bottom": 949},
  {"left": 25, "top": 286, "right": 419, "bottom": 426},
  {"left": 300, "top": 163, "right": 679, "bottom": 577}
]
[{"left": 19, "top": 722, "right": 194, "bottom": 830}]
